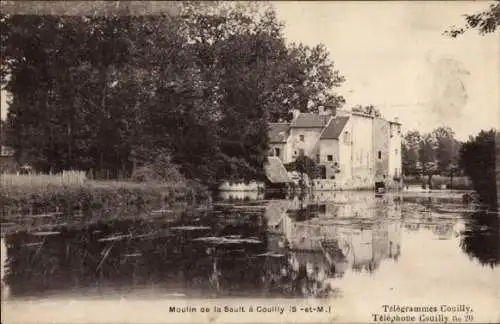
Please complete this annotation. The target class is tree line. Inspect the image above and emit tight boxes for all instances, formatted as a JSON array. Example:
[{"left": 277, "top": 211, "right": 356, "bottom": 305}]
[
  {"left": 402, "top": 126, "right": 497, "bottom": 208},
  {"left": 0, "top": 2, "right": 345, "bottom": 187},
  {"left": 402, "top": 126, "right": 462, "bottom": 178}
]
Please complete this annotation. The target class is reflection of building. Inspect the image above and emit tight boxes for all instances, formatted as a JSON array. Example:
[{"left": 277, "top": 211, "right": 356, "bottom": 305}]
[
  {"left": 431, "top": 223, "right": 454, "bottom": 240},
  {"left": 1, "top": 238, "right": 9, "bottom": 300},
  {"left": 264, "top": 193, "right": 403, "bottom": 277}
]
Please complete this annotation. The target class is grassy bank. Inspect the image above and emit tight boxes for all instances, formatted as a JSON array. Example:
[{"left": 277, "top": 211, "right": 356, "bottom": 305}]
[
  {"left": 0, "top": 173, "right": 211, "bottom": 220},
  {"left": 404, "top": 175, "right": 472, "bottom": 190}
]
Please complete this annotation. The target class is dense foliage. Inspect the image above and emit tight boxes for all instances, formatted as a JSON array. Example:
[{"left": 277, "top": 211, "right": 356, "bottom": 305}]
[
  {"left": 402, "top": 127, "right": 462, "bottom": 178},
  {"left": 0, "top": 2, "right": 345, "bottom": 187},
  {"left": 459, "top": 129, "right": 497, "bottom": 209}
]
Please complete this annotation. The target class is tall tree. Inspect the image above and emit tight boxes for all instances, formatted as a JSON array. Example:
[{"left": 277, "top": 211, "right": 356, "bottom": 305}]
[
  {"left": 1, "top": 2, "right": 346, "bottom": 186},
  {"left": 460, "top": 130, "right": 497, "bottom": 209},
  {"left": 432, "top": 126, "right": 460, "bottom": 173},
  {"left": 418, "top": 133, "right": 438, "bottom": 186},
  {"left": 445, "top": 1, "right": 499, "bottom": 207},
  {"left": 402, "top": 130, "right": 421, "bottom": 175}
]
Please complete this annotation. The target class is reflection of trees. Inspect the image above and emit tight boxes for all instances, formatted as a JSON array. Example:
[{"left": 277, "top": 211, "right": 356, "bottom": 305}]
[
  {"left": 3, "top": 205, "right": 345, "bottom": 299},
  {"left": 272, "top": 252, "right": 337, "bottom": 298},
  {"left": 3, "top": 212, "right": 271, "bottom": 297},
  {"left": 4, "top": 222, "right": 216, "bottom": 297},
  {"left": 431, "top": 223, "right": 454, "bottom": 240},
  {"left": 460, "top": 212, "right": 499, "bottom": 267}
]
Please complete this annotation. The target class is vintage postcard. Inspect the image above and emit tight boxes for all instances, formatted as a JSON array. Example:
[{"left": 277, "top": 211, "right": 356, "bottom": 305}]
[{"left": 1, "top": 1, "right": 499, "bottom": 324}]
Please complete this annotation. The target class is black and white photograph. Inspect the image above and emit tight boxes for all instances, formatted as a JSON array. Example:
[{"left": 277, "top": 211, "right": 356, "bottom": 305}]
[{"left": 1, "top": 1, "right": 499, "bottom": 323}]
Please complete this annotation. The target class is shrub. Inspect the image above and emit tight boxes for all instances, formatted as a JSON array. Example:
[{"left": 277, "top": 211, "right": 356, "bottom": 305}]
[
  {"left": 459, "top": 129, "right": 497, "bottom": 209},
  {"left": 1, "top": 175, "right": 210, "bottom": 219},
  {"left": 131, "top": 153, "right": 184, "bottom": 183}
]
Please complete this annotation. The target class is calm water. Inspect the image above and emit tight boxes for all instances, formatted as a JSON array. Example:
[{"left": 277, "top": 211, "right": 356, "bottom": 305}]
[{"left": 1, "top": 191, "right": 499, "bottom": 322}]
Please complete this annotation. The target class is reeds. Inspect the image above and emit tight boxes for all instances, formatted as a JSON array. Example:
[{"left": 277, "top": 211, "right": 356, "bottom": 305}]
[{"left": 0, "top": 171, "right": 210, "bottom": 221}]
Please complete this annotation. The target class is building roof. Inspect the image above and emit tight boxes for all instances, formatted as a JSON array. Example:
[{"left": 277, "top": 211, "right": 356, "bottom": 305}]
[
  {"left": 291, "top": 113, "right": 331, "bottom": 128},
  {"left": 320, "top": 117, "right": 349, "bottom": 140},
  {"left": 268, "top": 123, "right": 290, "bottom": 143},
  {"left": 264, "top": 156, "right": 292, "bottom": 184}
]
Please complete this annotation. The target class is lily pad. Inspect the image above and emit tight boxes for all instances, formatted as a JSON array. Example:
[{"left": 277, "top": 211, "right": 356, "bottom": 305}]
[
  {"left": 192, "top": 236, "right": 262, "bottom": 245},
  {"left": 98, "top": 234, "right": 131, "bottom": 242},
  {"left": 32, "top": 231, "right": 60, "bottom": 236},
  {"left": 256, "top": 252, "right": 285, "bottom": 258}
]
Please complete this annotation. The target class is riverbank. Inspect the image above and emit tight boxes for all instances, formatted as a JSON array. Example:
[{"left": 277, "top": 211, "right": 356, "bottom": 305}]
[
  {"left": 0, "top": 174, "right": 211, "bottom": 220},
  {"left": 403, "top": 175, "right": 472, "bottom": 190}
]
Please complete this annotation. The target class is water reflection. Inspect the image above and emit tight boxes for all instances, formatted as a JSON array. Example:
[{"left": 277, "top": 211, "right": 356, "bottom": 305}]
[
  {"left": 1, "top": 191, "right": 498, "bottom": 300},
  {"left": 266, "top": 192, "right": 402, "bottom": 280},
  {"left": 460, "top": 212, "right": 500, "bottom": 267}
]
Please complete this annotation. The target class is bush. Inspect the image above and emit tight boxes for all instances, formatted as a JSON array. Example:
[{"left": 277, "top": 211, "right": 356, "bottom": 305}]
[
  {"left": 459, "top": 129, "right": 497, "bottom": 209},
  {"left": 131, "top": 153, "right": 185, "bottom": 183}
]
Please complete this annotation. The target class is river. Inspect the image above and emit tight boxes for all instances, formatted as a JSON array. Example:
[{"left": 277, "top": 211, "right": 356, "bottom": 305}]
[{"left": 1, "top": 191, "right": 499, "bottom": 323}]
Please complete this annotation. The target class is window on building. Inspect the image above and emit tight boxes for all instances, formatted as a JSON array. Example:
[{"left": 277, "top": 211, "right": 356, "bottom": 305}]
[
  {"left": 378, "top": 151, "right": 382, "bottom": 159},
  {"left": 275, "top": 148, "right": 280, "bottom": 157},
  {"left": 395, "top": 148, "right": 398, "bottom": 155},
  {"left": 327, "top": 155, "right": 333, "bottom": 161},
  {"left": 293, "top": 150, "right": 297, "bottom": 156},
  {"left": 344, "top": 131, "right": 350, "bottom": 144},
  {"left": 316, "top": 154, "right": 320, "bottom": 163},
  {"left": 299, "top": 134, "right": 304, "bottom": 142}
]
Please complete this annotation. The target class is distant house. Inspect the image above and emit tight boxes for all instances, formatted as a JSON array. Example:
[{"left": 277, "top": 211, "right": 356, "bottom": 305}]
[
  {"left": 289, "top": 111, "right": 331, "bottom": 162},
  {"left": 268, "top": 123, "right": 291, "bottom": 162},
  {"left": 0, "top": 121, "right": 16, "bottom": 173},
  {"left": 267, "top": 108, "right": 403, "bottom": 190},
  {"left": 0, "top": 146, "right": 16, "bottom": 173}
]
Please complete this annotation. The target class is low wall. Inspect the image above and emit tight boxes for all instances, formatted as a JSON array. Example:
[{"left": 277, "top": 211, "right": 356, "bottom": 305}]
[
  {"left": 312, "top": 179, "right": 374, "bottom": 191},
  {"left": 311, "top": 178, "right": 402, "bottom": 191}
]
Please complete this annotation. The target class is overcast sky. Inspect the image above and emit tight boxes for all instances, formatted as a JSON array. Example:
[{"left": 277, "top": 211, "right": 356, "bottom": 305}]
[
  {"left": 1, "top": 1, "right": 499, "bottom": 140},
  {"left": 273, "top": 1, "right": 499, "bottom": 140}
]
